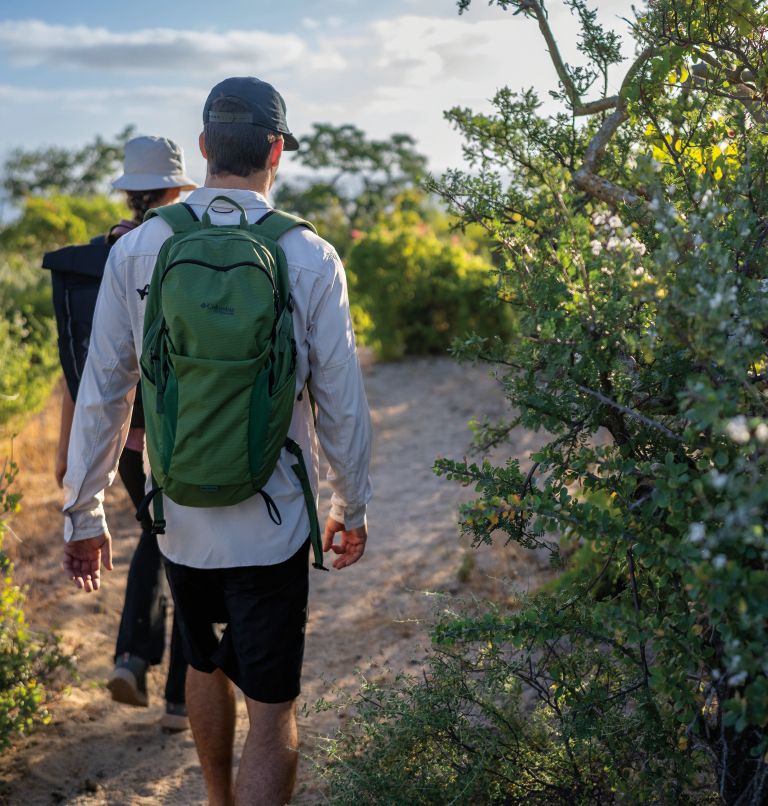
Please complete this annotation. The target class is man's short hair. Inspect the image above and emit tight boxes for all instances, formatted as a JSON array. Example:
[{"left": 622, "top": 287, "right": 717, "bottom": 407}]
[{"left": 204, "top": 97, "right": 278, "bottom": 177}]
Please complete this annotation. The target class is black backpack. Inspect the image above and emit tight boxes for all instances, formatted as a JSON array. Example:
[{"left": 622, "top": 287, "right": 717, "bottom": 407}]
[{"left": 42, "top": 232, "right": 144, "bottom": 424}]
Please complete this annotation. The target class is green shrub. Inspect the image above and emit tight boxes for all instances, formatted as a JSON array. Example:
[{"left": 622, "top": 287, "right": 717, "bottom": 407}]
[
  {"left": 424, "top": 0, "right": 768, "bottom": 801},
  {"left": 319, "top": 599, "right": 715, "bottom": 805},
  {"left": 0, "top": 307, "right": 59, "bottom": 432},
  {"left": 0, "top": 461, "right": 71, "bottom": 751},
  {"left": 0, "top": 194, "right": 127, "bottom": 432},
  {"left": 346, "top": 199, "right": 514, "bottom": 360}
]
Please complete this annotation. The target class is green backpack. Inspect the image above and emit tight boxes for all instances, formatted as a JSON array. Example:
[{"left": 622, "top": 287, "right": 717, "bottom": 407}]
[{"left": 138, "top": 195, "right": 325, "bottom": 570}]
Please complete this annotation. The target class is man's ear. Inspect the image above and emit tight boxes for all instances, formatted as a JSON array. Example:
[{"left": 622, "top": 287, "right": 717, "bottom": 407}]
[
  {"left": 269, "top": 138, "right": 284, "bottom": 169},
  {"left": 198, "top": 131, "right": 207, "bottom": 160}
]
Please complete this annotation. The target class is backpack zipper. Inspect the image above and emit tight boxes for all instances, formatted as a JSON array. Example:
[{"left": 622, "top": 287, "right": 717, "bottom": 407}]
[{"left": 160, "top": 259, "right": 276, "bottom": 290}]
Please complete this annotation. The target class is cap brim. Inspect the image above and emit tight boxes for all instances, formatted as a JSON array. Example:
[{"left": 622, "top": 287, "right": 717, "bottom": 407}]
[
  {"left": 283, "top": 133, "right": 299, "bottom": 151},
  {"left": 112, "top": 173, "right": 198, "bottom": 191}
]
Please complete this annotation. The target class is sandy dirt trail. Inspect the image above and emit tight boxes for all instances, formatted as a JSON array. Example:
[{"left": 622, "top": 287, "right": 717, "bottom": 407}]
[{"left": 0, "top": 357, "right": 549, "bottom": 805}]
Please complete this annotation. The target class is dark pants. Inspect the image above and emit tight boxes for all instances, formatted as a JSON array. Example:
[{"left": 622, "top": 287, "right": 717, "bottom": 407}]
[{"left": 115, "top": 448, "right": 187, "bottom": 704}]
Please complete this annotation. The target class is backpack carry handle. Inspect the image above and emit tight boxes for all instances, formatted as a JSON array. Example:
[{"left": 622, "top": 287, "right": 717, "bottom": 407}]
[{"left": 200, "top": 195, "right": 249, "bottom": 229}]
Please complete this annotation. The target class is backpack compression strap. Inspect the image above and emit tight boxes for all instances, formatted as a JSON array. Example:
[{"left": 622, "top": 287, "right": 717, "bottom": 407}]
[{"left": 285, "top": 438, "right": 326, "bottom": 570}]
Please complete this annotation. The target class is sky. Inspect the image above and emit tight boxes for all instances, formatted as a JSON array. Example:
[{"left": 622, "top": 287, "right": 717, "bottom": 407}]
[{"left": 0, "top": 0, "right": 637, "bottom": 188}]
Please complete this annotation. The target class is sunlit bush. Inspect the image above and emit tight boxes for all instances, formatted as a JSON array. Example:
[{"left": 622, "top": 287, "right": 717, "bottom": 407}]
[{"left": 346, "top": 197, "right": 514, "bottom": 360}]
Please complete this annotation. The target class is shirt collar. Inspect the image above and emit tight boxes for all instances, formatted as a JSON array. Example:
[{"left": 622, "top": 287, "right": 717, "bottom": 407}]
[{"left": 185, "top": 186, "right": 270, "bottom": 209}]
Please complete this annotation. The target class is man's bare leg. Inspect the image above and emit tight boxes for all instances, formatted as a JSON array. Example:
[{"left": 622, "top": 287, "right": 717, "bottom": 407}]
[
  {"left": 235, "top": 697, "right": 298, "bottom": 806},
  {"left": 187, "top": 667, "right": 236, "bottom": 806}
]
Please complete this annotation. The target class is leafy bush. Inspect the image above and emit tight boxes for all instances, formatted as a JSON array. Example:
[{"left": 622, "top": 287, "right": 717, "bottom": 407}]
[
  {"left": 320, "top": 600, "right": 716, "bottom": 805},
  {"left": 0, "top": 461, "right": 71, "bottom": 751},
  {"left": 0, "top": 308, "right": 58, "bottom": 431},
  {"left": 326, "top": 0, "right": 768, "bottom": 802},
  {"left": 0, "top": 194, "right": 127, "bottom": 432},
  {"left": 346, "top": 196, "right": 515, "bottom": 360}
]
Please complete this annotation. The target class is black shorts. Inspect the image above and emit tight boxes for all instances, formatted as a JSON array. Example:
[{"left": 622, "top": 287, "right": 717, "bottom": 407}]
[{"left": 164, "top": 538, "right": 310, "bottom": 704}]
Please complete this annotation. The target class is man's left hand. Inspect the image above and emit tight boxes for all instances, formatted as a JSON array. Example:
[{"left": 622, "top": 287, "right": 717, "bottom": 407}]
[{"left": 63, "top": 532, "right": 113, "bottom": 593}]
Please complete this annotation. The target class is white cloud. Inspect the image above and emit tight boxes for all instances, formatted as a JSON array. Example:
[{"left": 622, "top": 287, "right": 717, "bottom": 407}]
[
  {"left": 0, "top": 20, "right": 308, "bottom": 73},
  {"left": 0, "top": 4, "right": 636, "bottom": 176}
]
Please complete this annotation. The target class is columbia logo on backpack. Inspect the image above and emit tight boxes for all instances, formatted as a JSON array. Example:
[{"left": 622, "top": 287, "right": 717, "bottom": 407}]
[
  {"left": 200, "top": 302, "right": 235, "bottom": 315},
  {"left": 137, "top": 195, "right": 326, "bottom": 570}
]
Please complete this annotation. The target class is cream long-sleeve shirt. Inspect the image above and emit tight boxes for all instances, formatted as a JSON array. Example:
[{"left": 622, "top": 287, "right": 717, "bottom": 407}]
[{"left": 62, "top": 187, "right": 372, "bottom": 568}]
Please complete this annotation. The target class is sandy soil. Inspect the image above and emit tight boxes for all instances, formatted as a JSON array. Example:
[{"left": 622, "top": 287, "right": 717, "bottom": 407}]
[{"left": 0, "top": 357, "right": 550, "bottom": 805}]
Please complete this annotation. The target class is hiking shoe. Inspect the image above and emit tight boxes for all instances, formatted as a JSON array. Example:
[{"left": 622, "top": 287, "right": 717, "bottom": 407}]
[
  {"left": 106, "top": 653, "right": 149, "bottom": 707},
  {"left": 160, "top": 701, "right": 189, "bottom": 733}
]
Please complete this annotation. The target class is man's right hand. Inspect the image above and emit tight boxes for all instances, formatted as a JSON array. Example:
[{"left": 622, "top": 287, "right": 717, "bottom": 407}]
[
  {"left": 322, "top": 517, "right": 367, "bottom": 570},
  {"left": 62, "top": 532, "right": 113, "bottom": 592}
]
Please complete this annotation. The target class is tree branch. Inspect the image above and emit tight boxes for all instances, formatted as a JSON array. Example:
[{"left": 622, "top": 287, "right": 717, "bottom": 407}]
[
  {"left": 571, "top": 47, "right": 657, "bottom": 212},
  {"left": 574, "top": 95, "right": 621, "bottom": 116},
  {"left": 690, "top": 60, "right": 767, "bottom": 123},
  {"left": 576, "top": 384, "right": 683, "bottom": 442},
  {"left": 519, "top": 0, "right": 620, "bottom": 117}
]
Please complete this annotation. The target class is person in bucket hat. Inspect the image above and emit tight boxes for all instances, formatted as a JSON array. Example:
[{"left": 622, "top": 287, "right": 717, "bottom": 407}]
[
  {"left": 112, "top": 135, "right": 197, "bottom": 192},
  {"left": 62, "top": 79, "right": 372, "bottom": 803},
  {"left": 50, "top": 135, "right": 195, "bottom": 732}
]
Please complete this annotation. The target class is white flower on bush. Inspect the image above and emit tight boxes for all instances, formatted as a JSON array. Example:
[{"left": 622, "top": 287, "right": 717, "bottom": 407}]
[
  {"left": 688, "top": 523, "right": 706, "bottom": 544},
  {"left": 708, "top": 470, "right": 728, "bottom": 490},
  {"left": 590, "top": 240, "right": 602, "bottom": 255},
  {"left": 608, "top": 215, "right": 623, "bottom": 229},
  {"left": 712, "top": 554, "right": 727, "bottom": 570},
  {"left": 725, "top": 415, "right": 750, "bottom": 444},
  {"left": 729, "top": 671, "right": 748, "bottom": 687},
  {"left": 756, "top": 423, "right": 768, "bottom": 443}
]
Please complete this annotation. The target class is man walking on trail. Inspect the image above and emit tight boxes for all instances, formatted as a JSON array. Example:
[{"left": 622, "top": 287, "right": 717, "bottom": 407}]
[{"left": 62, "top": 76, "right": 373, "bottom": 805}]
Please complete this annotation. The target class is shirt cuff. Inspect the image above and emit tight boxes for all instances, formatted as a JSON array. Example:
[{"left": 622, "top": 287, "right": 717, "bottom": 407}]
[
  {"left": 64, "top": 507, "right": 108, "bottom": 543},
  {"left": 329, "top": 500, "right": 367, "bottom": 530}
]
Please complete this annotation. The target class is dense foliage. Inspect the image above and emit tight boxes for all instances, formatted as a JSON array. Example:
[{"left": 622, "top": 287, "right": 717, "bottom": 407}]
[
  {"left": 0, "top": 463, "right": 71, "bottom": 751},
  {"left": 346, "top": 194, "right": 515, "bottom": 359},
  {"left": 325, "top": 1, "right": 768, "bottom": 803},
  {"left": 0, "top": 195, "right": 127, "bottom": 430}
]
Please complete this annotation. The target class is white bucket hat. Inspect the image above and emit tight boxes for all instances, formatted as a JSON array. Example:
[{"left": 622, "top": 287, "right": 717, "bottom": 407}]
[{"left": 112, "top": 135, "right": 197, "bottom": 191}]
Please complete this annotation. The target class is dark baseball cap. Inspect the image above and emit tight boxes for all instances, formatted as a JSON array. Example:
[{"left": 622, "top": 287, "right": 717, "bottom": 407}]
[{"left": 203, "top": 77, "right": 299, "bottom": 151}]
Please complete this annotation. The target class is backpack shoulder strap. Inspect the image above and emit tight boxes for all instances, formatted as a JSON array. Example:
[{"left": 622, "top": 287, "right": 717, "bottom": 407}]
[
  {"left": 253, "top": 210, "right": 317, "bottom": 310},
  {"left": 144, "top": 202, "right": 199, "bottom": 234},
  {"left": 252, "top": 209, "right": 317, "bottom": 241}
]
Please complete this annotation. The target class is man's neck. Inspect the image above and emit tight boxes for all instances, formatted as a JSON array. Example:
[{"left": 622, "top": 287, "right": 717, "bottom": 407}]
[{"left": 204, "top": 170, "right": 271, "bottom": 196}]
